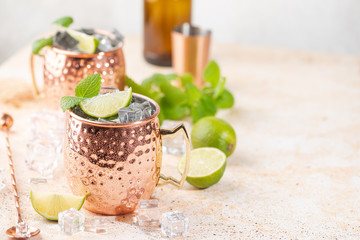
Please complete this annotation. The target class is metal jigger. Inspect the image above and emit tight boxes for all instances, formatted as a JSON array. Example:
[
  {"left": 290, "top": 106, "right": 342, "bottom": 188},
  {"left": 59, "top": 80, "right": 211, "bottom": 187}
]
[
  {"left": 171, "top": 23, "right": 211, "bottom": 87},
  {"left": 1, "top": 113, "right": 40, "bottom": 239}
]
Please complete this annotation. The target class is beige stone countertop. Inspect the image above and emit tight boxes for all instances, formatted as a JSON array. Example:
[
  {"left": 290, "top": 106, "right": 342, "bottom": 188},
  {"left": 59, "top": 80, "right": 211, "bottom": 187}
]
[{"left": 0, "top": 36, "right": 360, "bottom": 239}]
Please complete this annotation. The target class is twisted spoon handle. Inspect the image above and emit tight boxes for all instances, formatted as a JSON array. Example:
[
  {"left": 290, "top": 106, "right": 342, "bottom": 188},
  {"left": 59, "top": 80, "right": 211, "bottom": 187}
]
[{"left": 4, "top": 129, "right": 23, "bottom": 223}]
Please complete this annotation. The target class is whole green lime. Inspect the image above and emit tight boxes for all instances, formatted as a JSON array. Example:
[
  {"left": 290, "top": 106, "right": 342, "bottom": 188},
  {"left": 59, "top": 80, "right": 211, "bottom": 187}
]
[{"left": 191, "top": 117, "right": 236, "bottom": 157}]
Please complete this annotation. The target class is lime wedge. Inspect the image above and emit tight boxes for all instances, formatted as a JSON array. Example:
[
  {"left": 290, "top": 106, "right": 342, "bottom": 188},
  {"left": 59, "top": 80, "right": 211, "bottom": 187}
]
[
  {"left": 66, "top": 29, "right": 99, "bottom": 53},
  {"left": 178, "top": 147, "right": 227, "bottom": 189},
  {"left": 80, "top": 88, "right": 132, "bottom": 118},
  {"left": 30, "top": 191, "right": 86, "bottom": 221}
]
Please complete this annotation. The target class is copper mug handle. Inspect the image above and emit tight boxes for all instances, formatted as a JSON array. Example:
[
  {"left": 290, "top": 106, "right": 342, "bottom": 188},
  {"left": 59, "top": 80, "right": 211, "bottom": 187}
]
[
  {"left": 159, "top": 123, "right": 191, "bottom": 188},
  {"left": 30, "top": 53, "right": 42, "bottom": 96}
]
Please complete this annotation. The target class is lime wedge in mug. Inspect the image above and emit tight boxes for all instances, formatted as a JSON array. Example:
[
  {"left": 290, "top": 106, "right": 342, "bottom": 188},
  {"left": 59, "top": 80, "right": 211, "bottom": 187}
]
[
  {"left": 178, "top": 147, "right": 227, "bottom": 189},
  {"left": 66, "top": 29, "right": 99, "bottom": 53},
  {"left": 80, "top": 88, "right": 132, "bottom": 118},
  {"left": 30, "top": 191, "right": 86, "bottom": 221}
]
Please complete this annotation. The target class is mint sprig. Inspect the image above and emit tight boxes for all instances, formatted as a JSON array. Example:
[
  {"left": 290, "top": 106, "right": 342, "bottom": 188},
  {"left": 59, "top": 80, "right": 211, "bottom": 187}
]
[
  {"left": 126, "top": 60, "right": 234, "bottom": 123},
  {"left": 60, "top": 73, "right": 102, "bottom": 112},
  {"left": 53, "top": 16, "right": 73, "bottom": 27},
  {"left": 32, "top": 37, "right": 53, "bottom": 54}
]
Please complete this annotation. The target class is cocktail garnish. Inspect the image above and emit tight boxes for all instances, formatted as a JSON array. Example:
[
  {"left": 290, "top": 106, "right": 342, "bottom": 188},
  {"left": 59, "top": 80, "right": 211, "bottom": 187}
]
[{"left": 60, "top": 73, "right": 102, "bottom": 111}]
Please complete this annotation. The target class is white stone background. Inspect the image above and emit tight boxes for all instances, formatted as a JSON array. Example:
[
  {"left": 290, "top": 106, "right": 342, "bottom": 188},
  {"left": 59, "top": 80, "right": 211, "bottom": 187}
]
[{"left": 1, "top": 0, "right": 360, "bottom": 63}]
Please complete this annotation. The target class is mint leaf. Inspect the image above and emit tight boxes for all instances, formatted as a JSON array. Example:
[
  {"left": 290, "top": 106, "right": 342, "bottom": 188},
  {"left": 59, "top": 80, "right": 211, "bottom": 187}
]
[
  {"left": 215, "top": 89, "right": 234, "bottom": 109},
  {"left": 190, "top": 103, "right": 205, "bottom": 123},
  {"left": 163, "top": 73, "right": 178, "bottom": 81},
  {"left": 32, "top": 37, "right": 53, "bottom": 54},
  {"left": 190, "top": 100, "right": 213, "bottom": 123},
  {"left": 213, "top": 77, "right": 226, "bottom": 99},
  {"left": 161, "top": 99, "right": 187, "bottom": 120},
  {"left": 160, "top": 82, "right": 187, "bottom": 106},
  {"left": 189, "top": 94, "right": 217, "bottom": 123},
  {"left": 185, "top": 83, "right": 202, "bottom": 104},
  {"left": 180, "top": 73, "right": 193, "bottom": 86},
  {"left": 142, "top": 73, "right": 177, "bottom": 90},
  {"left": 60, "top": 96, "right": 84, "bottom": 112},
  {"left": 75, "top": 73, "right": 102, "bottom": 98},
  {"left": 201, "top": 94, "right": 217, "bottom": 116},
  {"left": 151, "top": 90, "right": 164, "bottom": 103},
  {"left": 53, "top": 16, "right": 73, "bottom": 27},
  {"left": 203, "top": 60, "right": 220, "bottom": 87},
  {"left": 125, "top": 76, "right": 153, "bottom": 98}
]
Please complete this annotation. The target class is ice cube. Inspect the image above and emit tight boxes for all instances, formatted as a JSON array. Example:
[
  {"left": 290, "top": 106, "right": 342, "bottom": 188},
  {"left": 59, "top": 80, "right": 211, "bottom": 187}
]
[
  {"left": 131, "top": 96, "right": 145, "bottom": 104},
  {"left": 161, "top": 211, "right": 189, "bottom": 238},
  {"left": 139, "top": 101, "right": 153, "bottom": 118},
  {"left": 98, "top": 118, "right": 112, "bottom": 123},
  {"left": 85, "top": 218, "right": 107, "bottom": 233},
  {"left": 118, "top": 107, "right": 143, "bottom": 123},
  {"left": 141, "top": 101, "right": 152, "bottom": 109},
  {"left": 143, "top": 107, "right": 152, "bottom": 118},
  {"left": 97, "top": 42, "right": 114, "bottom": 52},
  {"left": 0, "top": 168, "right": 5, "bottom": 190},
  {"left": 80, "top": 28, "right": 95, "bottom": 35},
  {"left": 31, "top": 110, "right": 65, "bottom": 140},
  {"left": 98, "top": 118, "right": 120, "bottom": 123},
  {"left": 112, "top": 28, "right": 124, "bottom": 45},
  {"left": 53, "top": 31, "right": 78, "bottom": 50},
  {"left": 94, "top": 33, "right": 114, "bottom": 52},
  {"left": 161, "top": 120, "right": 191, "bottom": 155},
  {"left": 137, "top": 199, "right": 160, "bottom": 227},
  {"left": 58, "top": 208, "right": 85, "bottom": 235},
  {"left": 15, "top": 221, "right": 30, "bottom": 238},
  {"left": 131, "top": 102, "right": 144, "bottom": 110},
  {"left": 28, "top": 177, "right": 47, "bottom": 184},
  {"left": 26, "top": 138, "right": 58, "bottom": 178}
]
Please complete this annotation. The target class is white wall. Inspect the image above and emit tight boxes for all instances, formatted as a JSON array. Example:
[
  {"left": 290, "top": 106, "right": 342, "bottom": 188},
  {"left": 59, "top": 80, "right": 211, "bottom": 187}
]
[{"left": 1, "top": 0, "right": 360, "bottom": 63}]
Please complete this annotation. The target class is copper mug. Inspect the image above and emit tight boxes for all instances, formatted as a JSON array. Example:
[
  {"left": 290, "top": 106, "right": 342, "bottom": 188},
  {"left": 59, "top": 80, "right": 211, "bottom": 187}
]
[
  {"left": 30, "top": 29, "right": 126, "bottom": 109},
  {"left": 64, "top": 93, "right": 190, "bottom": 215}
]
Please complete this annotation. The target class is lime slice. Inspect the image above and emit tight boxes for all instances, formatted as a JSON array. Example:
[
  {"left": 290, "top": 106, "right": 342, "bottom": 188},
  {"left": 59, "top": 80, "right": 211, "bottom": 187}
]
[
  {"left": 66, "top": 29, "right": 99, "bottom": 53},
  {"left": 30, "top": 191, "right": 86, "bottom": 221},
  {"left": 178, "top": 147, "right": 227, "bottom": 189},
  {"left": 80, "top": 88, "right": 132, "bottom": 118}
]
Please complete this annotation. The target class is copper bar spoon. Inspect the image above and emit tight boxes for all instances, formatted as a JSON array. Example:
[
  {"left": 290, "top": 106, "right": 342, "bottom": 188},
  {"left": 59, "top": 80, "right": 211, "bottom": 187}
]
[{"left": 1, "top": 113, "right": 40, "bottom": 238}]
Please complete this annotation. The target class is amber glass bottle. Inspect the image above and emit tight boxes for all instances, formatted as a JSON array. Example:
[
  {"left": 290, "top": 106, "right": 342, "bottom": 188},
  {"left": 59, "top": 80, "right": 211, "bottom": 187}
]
[{"left": 144, "top": 0, "right": 192, "bottom": 66}]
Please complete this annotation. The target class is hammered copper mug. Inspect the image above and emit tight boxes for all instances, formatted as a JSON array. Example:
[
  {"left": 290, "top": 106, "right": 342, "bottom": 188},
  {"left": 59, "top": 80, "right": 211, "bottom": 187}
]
[
  {"left": 64, "top": 93, "right": 190, "bottom": 215},
  {"left": 30, "top": 29, "right": 126, "bottom": 109}
]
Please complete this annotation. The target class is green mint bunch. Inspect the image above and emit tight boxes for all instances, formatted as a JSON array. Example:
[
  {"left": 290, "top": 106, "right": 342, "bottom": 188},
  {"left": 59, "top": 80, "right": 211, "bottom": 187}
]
[
  {"left": 60, "top": 73, "right": 102, "bottom": 111},
  {"left": 32, "top": 16, "right": 73, "bottom": 54},
  {"left": 126, "top": 60, "right": 234, "bottom": 124}
]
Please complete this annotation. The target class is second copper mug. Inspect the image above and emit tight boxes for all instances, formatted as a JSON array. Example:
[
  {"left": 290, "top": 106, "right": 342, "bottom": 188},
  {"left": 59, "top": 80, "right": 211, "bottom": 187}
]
[
  {"left": 64, "top": 93, "right": 190, "bottom": 215},
  {"left": 30, "top": 29, "right": 126, "bottom": 109}
]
